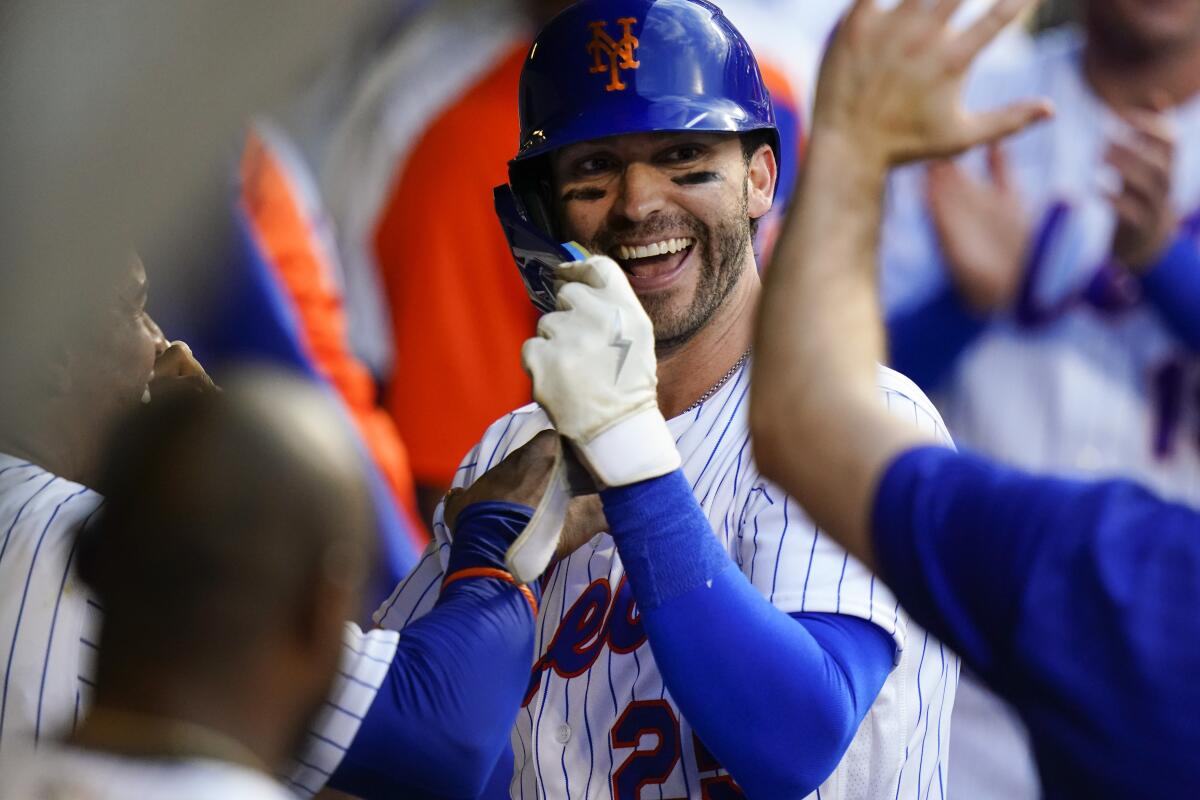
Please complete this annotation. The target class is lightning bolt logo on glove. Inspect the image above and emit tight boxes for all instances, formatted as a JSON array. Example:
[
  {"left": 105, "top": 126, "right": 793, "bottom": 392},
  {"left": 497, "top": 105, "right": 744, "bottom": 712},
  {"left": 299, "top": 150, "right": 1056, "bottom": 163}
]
[
  {"left": 609, "top": 309, "right": 632, "bottom": 383},
  {"left": 508, "top": 255, "right": 681, "bottom": 583},
  {"left": 520, "top": 255, "right": 681, "bottom": 489}
]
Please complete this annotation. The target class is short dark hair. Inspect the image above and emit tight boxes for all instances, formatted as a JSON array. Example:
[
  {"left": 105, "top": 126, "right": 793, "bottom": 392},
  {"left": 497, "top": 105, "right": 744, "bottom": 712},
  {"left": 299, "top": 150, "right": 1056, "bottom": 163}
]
[{"left": 77, "top": 374, "right": 371, "bottom": 685}]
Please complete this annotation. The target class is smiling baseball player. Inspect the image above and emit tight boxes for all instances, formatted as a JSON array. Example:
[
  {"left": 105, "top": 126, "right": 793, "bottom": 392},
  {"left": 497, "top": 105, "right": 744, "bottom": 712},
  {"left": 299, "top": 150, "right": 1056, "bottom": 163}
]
[{"left": 375, "top": 2, "right": 959, "bottom": 797}]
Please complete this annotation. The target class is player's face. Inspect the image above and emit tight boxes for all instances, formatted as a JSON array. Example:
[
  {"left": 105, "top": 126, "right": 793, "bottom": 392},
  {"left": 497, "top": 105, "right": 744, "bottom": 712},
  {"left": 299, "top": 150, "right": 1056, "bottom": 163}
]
[
  {"left": 1086, "top": 0, "right": 1200, "bottom": 56},
  {"left": 89, "top": 257, "right": 167, "bottom": 411},
  {"left": 551, "top": 132, "right": 775, "bottom": 350}
]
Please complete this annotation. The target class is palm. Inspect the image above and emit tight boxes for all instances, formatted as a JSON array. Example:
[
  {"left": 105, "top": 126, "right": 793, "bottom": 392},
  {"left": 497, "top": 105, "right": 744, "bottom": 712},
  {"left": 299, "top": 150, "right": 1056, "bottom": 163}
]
[{"left": 813, "top": 0, "right": 1049, "bottom": 167}]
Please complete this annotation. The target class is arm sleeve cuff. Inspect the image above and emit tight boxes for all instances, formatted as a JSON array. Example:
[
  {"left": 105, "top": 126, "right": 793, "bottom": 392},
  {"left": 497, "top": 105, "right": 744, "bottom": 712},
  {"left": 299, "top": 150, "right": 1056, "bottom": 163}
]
[
  {"left": 1139, "top": 234, "right": 1200, "bottom": 350},
  {"left": 886, "top": 285, "right": 988, "bottom": 391},
  {"left": 579, "top": 406, "right": 681, "bottom": 488}
]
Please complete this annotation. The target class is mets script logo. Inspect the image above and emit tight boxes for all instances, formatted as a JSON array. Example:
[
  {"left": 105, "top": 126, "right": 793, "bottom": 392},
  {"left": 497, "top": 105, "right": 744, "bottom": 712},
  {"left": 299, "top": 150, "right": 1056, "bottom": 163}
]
[{"left": 588, "top": 17, "right": 640, "bottom": 92}]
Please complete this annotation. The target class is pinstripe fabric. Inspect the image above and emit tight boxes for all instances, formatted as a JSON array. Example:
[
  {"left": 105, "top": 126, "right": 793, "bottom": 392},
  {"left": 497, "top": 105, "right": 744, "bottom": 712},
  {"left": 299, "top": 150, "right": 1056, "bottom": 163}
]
[
  {"left": 285, "top": 626, "right": 400, "bottom": 796},
  {"left": 0, "top": 453, "right": 399, "bottom": 794},
  {"left": 880, "top": 28, "right": 1200, "bottom": 800},
  {"left": 376, "top": 363, "right": 960, "bottom": 799},
  {"left": 0, "top": 744, "right": 296, "bottom": 799},
  {"left": 0, "top": 454, "right": 101, "bottom": 758}
]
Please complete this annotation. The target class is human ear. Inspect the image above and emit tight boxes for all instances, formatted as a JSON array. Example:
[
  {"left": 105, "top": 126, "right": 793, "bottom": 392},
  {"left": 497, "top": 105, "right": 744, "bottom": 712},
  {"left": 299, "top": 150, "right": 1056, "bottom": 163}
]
[{"left": 746, "top": 144, "right": 778, "bottom": 221}]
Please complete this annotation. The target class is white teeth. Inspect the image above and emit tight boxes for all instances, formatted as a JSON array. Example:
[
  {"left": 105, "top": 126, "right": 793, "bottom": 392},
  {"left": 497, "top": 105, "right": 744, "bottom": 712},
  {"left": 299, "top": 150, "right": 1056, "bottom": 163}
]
[{"left": 615, "top": 238, "right": 694, "bottom": 261}]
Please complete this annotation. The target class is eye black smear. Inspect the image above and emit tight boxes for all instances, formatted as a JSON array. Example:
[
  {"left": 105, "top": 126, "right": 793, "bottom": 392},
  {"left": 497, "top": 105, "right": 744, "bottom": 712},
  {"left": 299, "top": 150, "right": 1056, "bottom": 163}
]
[
  {"left": 562, "top": 187, "right": 608, "bottom": 202},
  {"left": 673, "top": 171, "right": 721, "bottom": 186}
]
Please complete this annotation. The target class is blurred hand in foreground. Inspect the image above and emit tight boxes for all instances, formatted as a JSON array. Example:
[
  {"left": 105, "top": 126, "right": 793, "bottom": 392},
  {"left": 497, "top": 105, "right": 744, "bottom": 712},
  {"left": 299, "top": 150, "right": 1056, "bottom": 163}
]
[{"left": 813, "top": 0, "right": 1052, "bottom": 167}]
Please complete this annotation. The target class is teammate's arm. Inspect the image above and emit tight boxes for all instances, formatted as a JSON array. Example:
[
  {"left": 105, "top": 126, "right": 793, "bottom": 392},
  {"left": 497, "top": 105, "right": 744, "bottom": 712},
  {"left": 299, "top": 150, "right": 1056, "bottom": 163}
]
[
  {"left": 1105, "top": 105, "right": 1200, "bottom": 351},
  {"left": 750, "top": 0, "right": 1051, "bottom": 566},
  {"left": 292, "top": 434, "right": 556, "bottom": 800}
]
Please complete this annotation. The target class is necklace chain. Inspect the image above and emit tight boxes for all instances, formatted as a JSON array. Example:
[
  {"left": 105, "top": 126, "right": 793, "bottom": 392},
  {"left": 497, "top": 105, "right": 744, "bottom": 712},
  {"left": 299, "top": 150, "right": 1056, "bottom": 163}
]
[{"left": 684, "top": 348, "right": 752, "bottom": 413}]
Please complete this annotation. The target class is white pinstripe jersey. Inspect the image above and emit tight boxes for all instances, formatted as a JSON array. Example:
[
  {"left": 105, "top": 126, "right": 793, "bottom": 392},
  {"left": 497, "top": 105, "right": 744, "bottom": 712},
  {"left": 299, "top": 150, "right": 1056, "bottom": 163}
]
[
  {"left": 376, "top": 362, "right": 960, "bottom": 800},
  {"left": 881, "top": 27, "right": 1200, "bottom": 506},
  {"left": 881, "top": 26, "right": 1200, "bottom": 800},
  {"left": 0, "top": 452, "right": 397, "bottom": 798},
  {"left": 0, "top": 454, "right": 103, "bottom": 758},
  {"left": 0, "top": 746, "right": 296, "bottom": 800}
]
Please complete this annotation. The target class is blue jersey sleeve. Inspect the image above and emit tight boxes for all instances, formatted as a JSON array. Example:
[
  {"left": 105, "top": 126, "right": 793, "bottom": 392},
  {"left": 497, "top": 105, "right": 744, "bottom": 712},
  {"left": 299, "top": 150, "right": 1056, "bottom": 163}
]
[
  {"left": 886, "top": 285, "right": 988, "bottom": 392},
  {"left": 600, "top": 471, "right": 895, "bottom": 798},
  {"left": 871, "top": 445, "right": 1200, "bottom": 796},
  {"left": 330, "top": 502, "right": 536, "bottom": 799},
  {"left": 1139, "top": 233, "right": 1200, "bottom": 351}
]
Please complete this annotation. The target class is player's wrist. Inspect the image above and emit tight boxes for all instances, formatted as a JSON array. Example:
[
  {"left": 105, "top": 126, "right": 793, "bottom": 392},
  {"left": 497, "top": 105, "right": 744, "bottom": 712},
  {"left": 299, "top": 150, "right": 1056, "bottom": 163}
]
[{"left": 571, "top": 406, "right": 681, "bottom": 488}]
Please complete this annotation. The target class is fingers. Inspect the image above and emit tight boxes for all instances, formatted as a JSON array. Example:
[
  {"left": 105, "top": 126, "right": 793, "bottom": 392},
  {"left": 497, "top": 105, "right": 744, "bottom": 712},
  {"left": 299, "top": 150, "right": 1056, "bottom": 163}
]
[
  {"left": 948, "top": 0, "right": 1031, "bottom": 71},
  {"left": 555, "top": 255, "right": 623, "bottom": 291},
  {"left": 1107, "top": 189, "right": 1152, "bottom": 234},
  {"left": 925, "top": 159, "right": 968, "bottom": 207},
  {"left": 535, "top": 311, "right": 568, "bottom": 340},
  {"left": 842, "top": 0, "right": 879, "bottom": 32},
  {"left": 518, "top": 428, "right": 561, "bottom": 459},
  {"left": 153, "top": 341, "right": 202, "bottom": 378},
  {"left": 1105, "top": 143, "right": 1170, "bottom": 210},
  {"left": 149, "top": 341, "right": 217, "bottom": 394},
  {"left": 986, "top": 141, "right": 1012, "bottom": 193},
  {"left": 961, "top": 98, "right": 1053, "bottom": 151},
  {"left": 930, "top": 0, "right": 965, "bottom": 24},
  {"left": 521, "top": 336, "right": 547, "bottom": 376},
  {"left": 555, "top": 280, "right": 590, "bottom": 312},
  {"left": 1116, "top": 108, "right": 1174, "bottom": 168}
]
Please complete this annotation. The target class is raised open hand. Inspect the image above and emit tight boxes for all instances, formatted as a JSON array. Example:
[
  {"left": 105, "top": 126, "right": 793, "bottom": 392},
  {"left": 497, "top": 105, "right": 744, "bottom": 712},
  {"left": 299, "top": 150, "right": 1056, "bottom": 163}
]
[{"left": 812, "top": 0, "right": 1052, "bottom": 167}]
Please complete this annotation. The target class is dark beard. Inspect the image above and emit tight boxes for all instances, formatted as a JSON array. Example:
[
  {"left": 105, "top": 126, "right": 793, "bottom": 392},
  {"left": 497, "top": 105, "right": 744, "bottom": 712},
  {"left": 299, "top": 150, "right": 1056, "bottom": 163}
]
[{"left": 588, "top": 198, "right": 752, "bottom": 353}]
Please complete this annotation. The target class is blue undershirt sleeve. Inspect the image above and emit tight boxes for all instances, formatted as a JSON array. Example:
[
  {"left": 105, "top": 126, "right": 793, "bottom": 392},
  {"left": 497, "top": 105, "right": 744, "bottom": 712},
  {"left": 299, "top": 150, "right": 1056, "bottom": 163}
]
[
  {"left": 1139, "top": 234, "right": 1200, "bottom": 351},
  {"left": 871, "top": 446, "right": 1200, "bottom": 795},
  {"left": 885, "top": 285, "right": 989, "bottom": 392},
  {"left": 330, "top": 502, "right": 536, "bottom": 800},
  {"left": 601, "top": 471, "right": 895, "bottom": 799}
]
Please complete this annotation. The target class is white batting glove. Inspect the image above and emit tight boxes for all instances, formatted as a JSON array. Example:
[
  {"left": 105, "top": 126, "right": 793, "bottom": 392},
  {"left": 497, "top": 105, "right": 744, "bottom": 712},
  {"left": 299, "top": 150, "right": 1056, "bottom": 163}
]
[{"left": 521, "top": 255, "right": 681, "bottom": 488}]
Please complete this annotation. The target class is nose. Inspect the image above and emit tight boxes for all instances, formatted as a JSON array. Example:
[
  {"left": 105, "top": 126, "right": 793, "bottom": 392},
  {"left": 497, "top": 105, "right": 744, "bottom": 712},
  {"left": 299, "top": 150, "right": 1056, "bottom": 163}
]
[
  {"left": 144, "top": 313, "right": 168, "bottom": 356},
  {"left": 612, "top": 162, "right": 668, "bottom": 224}
]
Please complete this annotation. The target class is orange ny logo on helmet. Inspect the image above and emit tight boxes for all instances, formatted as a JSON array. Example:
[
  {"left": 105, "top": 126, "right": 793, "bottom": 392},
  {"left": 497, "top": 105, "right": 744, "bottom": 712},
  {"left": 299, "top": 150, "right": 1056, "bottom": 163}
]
[{"left": 587, "top": 18, "right": 640, "bottom": 92}]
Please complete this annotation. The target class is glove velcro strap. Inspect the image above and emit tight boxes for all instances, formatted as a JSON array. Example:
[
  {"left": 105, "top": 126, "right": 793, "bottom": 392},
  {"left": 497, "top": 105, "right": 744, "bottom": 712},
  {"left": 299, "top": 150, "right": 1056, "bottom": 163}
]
[{"left": 576, "top": 407, "right": 681, "bottom": 488}]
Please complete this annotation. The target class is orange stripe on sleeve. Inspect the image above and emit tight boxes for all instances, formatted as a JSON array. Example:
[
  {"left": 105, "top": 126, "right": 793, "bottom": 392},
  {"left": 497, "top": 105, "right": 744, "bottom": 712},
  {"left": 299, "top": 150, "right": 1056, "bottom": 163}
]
[{"left": 442, "top": 566, "right": 539, "bottom": 618}]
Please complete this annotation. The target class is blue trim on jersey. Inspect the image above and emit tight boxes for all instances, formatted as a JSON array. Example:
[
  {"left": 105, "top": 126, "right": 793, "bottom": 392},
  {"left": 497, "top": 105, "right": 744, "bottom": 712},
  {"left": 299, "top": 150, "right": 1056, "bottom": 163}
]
[
  {"left": 872, "top": 445, "right": 1200, "bottom": 796},
  {"left": 601, "top": 471, "right": 895, "bottom": 797},
  {"left": 1139, "top": 233, "right": 1200, "bottom": 351},
  {"left": 886, "top": 285, "right": 989, "bottom": 392},
  {"left": 329, "top": 504, "right": 537, "bottom": 799}
]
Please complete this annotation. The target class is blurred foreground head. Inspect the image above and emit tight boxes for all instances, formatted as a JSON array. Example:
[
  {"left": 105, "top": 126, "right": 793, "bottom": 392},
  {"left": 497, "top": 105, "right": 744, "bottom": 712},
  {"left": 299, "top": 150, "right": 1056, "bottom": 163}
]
[
  {"left": 76, "top": 368, "right": 374, "bottom": 769},
  {"left": 1085, "top": 0, "right": 1200, "bottom": 59}
]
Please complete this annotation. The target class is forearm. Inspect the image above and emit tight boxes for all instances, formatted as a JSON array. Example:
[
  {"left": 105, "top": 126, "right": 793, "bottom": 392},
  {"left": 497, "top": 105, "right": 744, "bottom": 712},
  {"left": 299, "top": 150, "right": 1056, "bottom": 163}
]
[
  {"left": 752, "top": 131, "right": 929, "bottom": 566},
  {"left": 602, "top": 472, "right": 894, "bottom": 798},
  {"left": 330, "top": 503, "right": 536, "bottom": 799}
]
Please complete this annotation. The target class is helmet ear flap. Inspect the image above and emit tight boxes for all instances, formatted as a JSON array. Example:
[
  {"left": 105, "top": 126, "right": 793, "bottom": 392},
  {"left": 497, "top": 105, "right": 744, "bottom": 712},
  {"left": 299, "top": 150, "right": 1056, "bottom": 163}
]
[{"left": 509, "top": 156, "right": 561, "bottom": 240}]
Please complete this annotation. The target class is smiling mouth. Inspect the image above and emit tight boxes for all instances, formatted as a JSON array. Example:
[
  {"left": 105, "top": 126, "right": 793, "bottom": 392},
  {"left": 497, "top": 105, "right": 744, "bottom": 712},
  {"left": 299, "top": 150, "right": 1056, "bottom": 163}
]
[{"left": 612, "top": 237, "right": 695, "bottom": 282}]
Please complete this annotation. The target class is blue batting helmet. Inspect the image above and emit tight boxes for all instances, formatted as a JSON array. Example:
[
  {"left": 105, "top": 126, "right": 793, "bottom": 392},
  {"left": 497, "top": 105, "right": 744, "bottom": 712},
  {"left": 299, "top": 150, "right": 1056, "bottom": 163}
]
[
  {"left": 509, "top": 0, "right": 779, "bottom": 181},
  {"left": 497, "top": 0, "right": 780, "bottom": 309}
]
